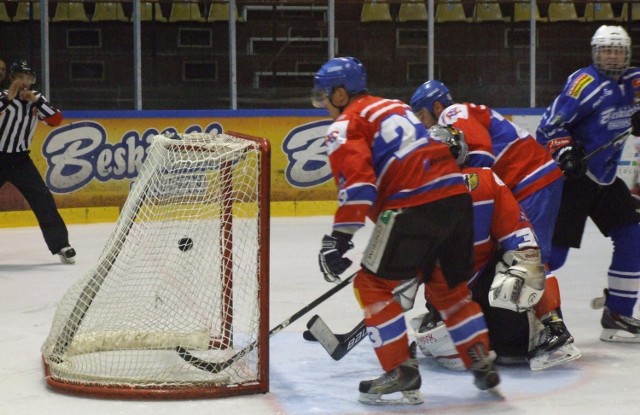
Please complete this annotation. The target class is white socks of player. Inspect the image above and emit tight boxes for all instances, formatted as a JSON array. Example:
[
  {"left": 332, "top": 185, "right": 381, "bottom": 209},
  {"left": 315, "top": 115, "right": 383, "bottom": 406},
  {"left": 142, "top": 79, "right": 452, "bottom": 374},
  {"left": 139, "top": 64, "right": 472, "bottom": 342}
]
[
  {"left": 358, "top": 342, "right": 423, "bottom": 405},
  {"left": 57, "top": 246, "right": 76, "bottom": 264}
]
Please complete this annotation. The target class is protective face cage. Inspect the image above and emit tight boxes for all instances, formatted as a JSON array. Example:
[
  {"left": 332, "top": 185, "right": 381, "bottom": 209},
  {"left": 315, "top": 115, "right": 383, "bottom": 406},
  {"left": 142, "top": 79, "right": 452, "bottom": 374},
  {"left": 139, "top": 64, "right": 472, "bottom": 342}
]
[{"left": 591, "top": 26, "right": 631, "bottom": 79}]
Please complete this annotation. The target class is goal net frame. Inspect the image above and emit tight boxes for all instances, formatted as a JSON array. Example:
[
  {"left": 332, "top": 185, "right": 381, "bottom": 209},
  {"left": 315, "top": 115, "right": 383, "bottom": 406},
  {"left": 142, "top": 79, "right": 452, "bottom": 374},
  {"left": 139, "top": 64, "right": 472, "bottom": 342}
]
[{"left": 41, "top": 131, "right": 271, "bottom": 399}]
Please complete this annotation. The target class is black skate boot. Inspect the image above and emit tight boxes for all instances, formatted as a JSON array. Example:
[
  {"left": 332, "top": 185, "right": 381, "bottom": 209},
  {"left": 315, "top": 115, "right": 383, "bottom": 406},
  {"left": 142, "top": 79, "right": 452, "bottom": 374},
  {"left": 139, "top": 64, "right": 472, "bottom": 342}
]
[
  {"left": 358, "top": 342, "right": 423, "bottom": 405},
  {"left": 527, "top": 311, "right": 581, "bottom": 370},
  {"left": 467, "top": 342, "right": 501, "bottom": 396},
  {"left": 601, "top": 306, "right": 640, "bottom": 343},
  {"left": 57, "top": 246, "right": 76, "bottom": 264},
  {"left": 418, "top": 301, "right": 442, "bottom": 332}
]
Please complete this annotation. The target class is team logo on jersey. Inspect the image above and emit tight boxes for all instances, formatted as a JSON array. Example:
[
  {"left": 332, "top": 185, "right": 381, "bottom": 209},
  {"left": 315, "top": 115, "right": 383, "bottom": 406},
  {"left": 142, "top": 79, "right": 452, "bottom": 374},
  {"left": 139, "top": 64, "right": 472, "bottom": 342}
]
[
  {"left": 443, "top": 106, "right": 462, "bottom": 121},
  {"left": 566, "top": 73, "right": 594, "bottom": 99},
  {"left": 463, "top": 172, "right": 479, "bottom": 192}
]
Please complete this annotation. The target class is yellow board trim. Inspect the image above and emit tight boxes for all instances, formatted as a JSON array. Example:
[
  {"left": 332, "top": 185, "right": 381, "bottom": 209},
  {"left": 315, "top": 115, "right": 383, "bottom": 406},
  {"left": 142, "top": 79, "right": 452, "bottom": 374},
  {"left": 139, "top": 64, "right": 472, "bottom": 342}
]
[{"left": 0, "top": 201, "right": 338, "bottom": 228}]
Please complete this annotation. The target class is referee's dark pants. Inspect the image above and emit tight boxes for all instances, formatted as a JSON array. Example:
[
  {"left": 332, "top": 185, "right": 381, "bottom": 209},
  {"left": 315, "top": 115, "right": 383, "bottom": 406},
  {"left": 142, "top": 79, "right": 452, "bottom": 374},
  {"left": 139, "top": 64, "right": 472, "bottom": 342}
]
[{"left": 0, "top": 152, "right": 70, "bottom": 254}]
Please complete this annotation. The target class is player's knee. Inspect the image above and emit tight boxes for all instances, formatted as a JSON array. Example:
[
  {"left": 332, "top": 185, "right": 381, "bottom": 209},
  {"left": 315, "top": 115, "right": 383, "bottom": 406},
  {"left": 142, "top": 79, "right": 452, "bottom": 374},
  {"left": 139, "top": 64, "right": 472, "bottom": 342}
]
[{"left": 548, "top": 246, "right": 570, "bottom": 271}]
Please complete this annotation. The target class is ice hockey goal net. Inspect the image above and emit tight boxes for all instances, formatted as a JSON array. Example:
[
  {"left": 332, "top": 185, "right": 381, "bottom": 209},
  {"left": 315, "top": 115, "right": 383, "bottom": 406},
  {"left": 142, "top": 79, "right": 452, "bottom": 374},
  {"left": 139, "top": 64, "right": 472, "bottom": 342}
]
[{"left": 41, "top": 132, "right": 271, "bottom": 399}]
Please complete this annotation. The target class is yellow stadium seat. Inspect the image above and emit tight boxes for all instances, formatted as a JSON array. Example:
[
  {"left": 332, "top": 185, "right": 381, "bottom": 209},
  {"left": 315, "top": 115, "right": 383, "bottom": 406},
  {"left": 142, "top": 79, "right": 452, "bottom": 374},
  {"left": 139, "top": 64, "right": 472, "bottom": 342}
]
[
  {"left": 547, "top": 0, "right": 582, "bottom": 22},
  {"left": 361, "top": 1, "right": 393, "bottom": 22},
  {"left": 52, "top": 1, "right": 90, "bottom": 22},
  {"left": 514, "top": 0, "right": 542, "bottom": 22},
  {"left": 14, "top": 1, "right": 41, "bottom": 22},
  {"left": 436, "top": 0, "right": 470, "bottom": 23},
  {"left": 473, "top": 0, "right": 507, "bottom": 22},
  {"left": 398, "top": 0, "right": 428, "bottom": 22},
  {"left": 92, "top": 2, "right": 129, "bottom": 22},
  {"left": 140, "top": 2, "right": 167, "bottom": 22},
  {"left": 0, "top": 3, "right": 11, "bottom": 22},
  {"left": 207, "top": 1, "right": 241, "bottom": 22},
  {"left": 620, "top": 3, "right": 640, "bottom": 21},
  {"left": 583, "top": 2, "right": 617, "bottom": 22},
  {"left": 169, "top": 1, "right": 205, "bottom": 23}
]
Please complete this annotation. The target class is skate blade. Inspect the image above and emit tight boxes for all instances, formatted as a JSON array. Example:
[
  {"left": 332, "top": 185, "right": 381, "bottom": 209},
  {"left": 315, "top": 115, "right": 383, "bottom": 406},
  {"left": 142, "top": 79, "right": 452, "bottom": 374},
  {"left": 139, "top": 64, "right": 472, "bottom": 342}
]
[
  {"left": 486, "top": 386, "right": 505, "bottom": 400},
  {"left": 529, "top": 343, "right": 582, "bottom": 370},
  {"left": 358, "top": 389, "right": 423, "bottom": 405},
  {"left": 600, "top": 328, "right": 640, "bottom": 343}
]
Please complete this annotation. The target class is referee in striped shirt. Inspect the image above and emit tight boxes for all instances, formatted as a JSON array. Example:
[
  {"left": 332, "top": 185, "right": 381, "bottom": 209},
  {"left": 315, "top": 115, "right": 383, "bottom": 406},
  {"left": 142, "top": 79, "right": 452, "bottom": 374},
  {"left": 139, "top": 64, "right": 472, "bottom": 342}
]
[{"left": 0, "top": 60, "right": 76, "bottom": 264}]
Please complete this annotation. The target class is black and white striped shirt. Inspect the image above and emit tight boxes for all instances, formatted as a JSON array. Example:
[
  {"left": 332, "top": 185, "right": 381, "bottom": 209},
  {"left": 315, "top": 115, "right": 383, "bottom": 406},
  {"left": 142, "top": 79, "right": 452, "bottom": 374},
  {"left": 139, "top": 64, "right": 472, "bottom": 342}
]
[{"left": 0, "top": 91, "right": 62, "bottom": 153}]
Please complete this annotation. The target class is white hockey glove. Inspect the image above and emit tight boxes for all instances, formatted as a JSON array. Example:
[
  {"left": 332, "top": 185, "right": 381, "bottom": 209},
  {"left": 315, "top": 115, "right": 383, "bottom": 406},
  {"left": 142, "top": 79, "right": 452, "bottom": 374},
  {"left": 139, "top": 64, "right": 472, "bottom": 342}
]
[
  {"left": 414, "top": 316, "right": 465, "bottom": 371},
  {"left": 489, "top": 249, "right": 545, "bottom": 312}
]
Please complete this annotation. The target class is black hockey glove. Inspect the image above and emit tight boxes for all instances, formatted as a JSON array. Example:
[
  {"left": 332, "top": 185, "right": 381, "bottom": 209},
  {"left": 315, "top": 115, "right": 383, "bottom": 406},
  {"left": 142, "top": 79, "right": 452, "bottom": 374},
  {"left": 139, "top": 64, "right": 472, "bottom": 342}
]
[
  {"left": 632, "top": 111, "right": 640, "bottom": 137},
  {"left": 319, "top": 231, "right": 354, "bottom": 283},
  {"left": 556, "top": 146, "right": 586, "bottom": 179}
]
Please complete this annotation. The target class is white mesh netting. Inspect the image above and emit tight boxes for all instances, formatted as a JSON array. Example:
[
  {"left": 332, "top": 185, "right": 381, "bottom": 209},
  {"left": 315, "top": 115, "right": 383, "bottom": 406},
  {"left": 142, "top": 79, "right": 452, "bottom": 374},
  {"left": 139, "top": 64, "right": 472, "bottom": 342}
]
[{"left": 41, "top": 133, "right": 269, "bottom": 396}]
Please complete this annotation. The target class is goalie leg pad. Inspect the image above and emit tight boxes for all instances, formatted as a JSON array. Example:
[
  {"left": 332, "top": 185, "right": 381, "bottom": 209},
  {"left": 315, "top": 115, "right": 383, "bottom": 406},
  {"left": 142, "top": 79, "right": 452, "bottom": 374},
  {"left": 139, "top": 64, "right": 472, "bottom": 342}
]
[{"left": 414, "top": 317, "right": 465, "bottom": 371}]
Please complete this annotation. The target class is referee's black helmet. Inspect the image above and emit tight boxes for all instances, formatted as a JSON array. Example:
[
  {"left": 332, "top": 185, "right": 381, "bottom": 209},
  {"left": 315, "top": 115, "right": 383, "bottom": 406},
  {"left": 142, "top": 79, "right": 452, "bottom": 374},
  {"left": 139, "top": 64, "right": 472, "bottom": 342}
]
[{"left": 10, "top": 60, "right": 35, "bottom": 78}]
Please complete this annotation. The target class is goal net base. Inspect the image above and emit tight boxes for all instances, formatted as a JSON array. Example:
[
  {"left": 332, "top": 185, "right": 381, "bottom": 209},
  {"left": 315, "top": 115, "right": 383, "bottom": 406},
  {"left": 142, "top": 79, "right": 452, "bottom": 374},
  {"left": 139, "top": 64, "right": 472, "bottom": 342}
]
[{"left": 41, "top": 132, "right": 270, "bottom": 399}]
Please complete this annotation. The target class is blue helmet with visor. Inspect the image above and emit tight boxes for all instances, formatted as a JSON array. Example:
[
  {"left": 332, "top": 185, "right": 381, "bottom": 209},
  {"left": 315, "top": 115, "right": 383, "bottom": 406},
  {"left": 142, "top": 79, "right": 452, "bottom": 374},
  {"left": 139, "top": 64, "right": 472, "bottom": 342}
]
[
  {"left": 311, "top": 57, "right": 367, "bottom": 108},
  {"left": 409, "top": 80, "right": 453, "bottom": 115}
]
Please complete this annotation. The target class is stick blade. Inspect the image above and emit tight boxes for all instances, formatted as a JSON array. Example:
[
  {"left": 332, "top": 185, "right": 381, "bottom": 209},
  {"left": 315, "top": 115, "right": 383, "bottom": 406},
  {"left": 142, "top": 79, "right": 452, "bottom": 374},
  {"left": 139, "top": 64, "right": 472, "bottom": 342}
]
[{"left": 307, "top": 315, "right": 341, "bottom": 355}]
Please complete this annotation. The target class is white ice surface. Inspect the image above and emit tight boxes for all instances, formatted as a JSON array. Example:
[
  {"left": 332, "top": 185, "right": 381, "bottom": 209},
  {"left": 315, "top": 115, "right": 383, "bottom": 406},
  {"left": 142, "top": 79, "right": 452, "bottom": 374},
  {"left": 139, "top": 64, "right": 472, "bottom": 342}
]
[{"left": 1, "top": 217, "right": 640, "bottom": 415}]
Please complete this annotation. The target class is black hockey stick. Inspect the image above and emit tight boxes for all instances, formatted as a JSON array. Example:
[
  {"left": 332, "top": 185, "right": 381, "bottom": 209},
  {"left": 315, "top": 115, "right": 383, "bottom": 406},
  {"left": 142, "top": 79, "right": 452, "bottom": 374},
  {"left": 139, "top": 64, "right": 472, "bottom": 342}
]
[
  {"left": 301, "top": 277, "right": 420, "bottom": 360},
  {"left": 177, "top": 271, "right": 357, "bottom": 374},
  {"left": 581, "top": 127, "right": 632, "bottom": 163},
  {"left": 303, "top": 315, "right": 367, "bottom": 360},
  {"left": 581, "top": 111, "right": 639, "bottom": 163}
]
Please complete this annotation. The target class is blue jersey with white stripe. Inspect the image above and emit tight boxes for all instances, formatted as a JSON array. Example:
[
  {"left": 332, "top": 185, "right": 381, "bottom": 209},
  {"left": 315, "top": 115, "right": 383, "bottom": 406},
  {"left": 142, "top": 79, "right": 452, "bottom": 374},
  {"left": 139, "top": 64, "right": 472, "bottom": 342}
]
[{"left": 536, "top": 65, "right": 640, "bottom": 185}]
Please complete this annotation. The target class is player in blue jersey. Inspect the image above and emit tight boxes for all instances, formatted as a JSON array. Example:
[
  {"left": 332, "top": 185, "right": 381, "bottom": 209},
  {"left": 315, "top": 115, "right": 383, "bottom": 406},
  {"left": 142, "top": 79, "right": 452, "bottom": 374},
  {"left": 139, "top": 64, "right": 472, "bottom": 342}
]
[{"left": 536, "top": 25, "right": 640, "bottom": 342}]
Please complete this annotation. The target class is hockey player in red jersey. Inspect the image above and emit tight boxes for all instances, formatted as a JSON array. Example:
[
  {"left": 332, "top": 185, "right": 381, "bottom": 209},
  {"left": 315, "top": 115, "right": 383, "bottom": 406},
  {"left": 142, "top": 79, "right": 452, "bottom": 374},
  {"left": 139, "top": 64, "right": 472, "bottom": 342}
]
[
  {"left": 312, "top": 57, "right": 500, "bottom": 405},
  {"left": 410, "top": 81, "right": 576, "bottom": 367},
  {"left": 415, "top": 125, "right": 581, "bottom": 370}
]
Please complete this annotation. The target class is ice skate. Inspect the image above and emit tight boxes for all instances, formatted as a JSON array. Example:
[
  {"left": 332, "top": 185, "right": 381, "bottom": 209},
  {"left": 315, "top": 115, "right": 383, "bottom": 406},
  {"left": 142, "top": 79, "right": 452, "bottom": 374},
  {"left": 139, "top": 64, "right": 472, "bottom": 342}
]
[
  {"left": 528, "top": 313, "right": 581, "bottom": 370},
  {"left": 358, "top": 342, "right": 423, "bottom": 405},
  {"left": 57, "top": 246, "right": 76, "bottom": 264},
  {"left": 600, "top": 306, "right": 640, "bottom": 343},
  {"left": 467, "top": 342, "right": 502, "bottom": 398}
]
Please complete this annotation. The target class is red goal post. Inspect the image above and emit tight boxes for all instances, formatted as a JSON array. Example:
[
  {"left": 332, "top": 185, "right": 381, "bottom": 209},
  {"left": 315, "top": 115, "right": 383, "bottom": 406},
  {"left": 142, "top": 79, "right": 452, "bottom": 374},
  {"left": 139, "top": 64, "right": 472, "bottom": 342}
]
[{"left": 41, "top": 131, "right": 271, "bottom": 399}]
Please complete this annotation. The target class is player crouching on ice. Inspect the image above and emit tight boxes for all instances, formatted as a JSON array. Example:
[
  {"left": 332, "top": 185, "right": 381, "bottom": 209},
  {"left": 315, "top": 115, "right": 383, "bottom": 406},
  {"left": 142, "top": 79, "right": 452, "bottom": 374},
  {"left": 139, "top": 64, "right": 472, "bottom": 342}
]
[
  {"left": 312, "top": 57, "right": 501, "bottom": 405},
  {"left": 414, "top": 126, "right": 582, "bottom": 371}
]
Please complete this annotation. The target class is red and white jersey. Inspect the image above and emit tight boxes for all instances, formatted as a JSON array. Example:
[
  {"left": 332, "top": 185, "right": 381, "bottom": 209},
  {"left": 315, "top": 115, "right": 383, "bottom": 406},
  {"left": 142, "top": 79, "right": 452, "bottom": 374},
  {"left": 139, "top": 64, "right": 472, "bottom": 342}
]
[
  {"left": 439, "top": 103, "right": 563, "bottom": 201},
  {"left": 463, "top": 167, "right": 538, "bottom": 282},
  {"left": 325, "top": 95, "right": 468, "bottom": 232}
]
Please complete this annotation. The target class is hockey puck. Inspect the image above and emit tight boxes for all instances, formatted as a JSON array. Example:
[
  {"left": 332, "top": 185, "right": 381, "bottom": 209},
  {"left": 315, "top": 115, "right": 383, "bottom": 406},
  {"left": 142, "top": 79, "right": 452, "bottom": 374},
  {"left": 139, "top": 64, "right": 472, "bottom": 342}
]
[{"left": 178, "top": 237, "right": 193, "bottom": 252}]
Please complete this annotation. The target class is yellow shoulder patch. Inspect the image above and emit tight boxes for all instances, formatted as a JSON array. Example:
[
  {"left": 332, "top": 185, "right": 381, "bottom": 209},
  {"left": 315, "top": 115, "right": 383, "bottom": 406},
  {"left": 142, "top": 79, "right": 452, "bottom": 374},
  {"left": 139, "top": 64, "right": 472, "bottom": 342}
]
[
  {"left": 566, "top": 73, "right": 594, "bottom": 99},
  {"left": 464, "top": 172, "right": 479, "bottom": 192}
]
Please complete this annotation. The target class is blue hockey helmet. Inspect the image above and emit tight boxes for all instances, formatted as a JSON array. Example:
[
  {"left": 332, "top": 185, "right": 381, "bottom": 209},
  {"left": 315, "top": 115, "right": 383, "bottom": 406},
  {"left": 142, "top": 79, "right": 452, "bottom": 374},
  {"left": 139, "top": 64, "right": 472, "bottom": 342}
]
[
  {"left": 410, "top": 80, "right": 453, "bottom": 115},
  {"left": 311, "top": 57, "right": 367, "bottom": 108}
]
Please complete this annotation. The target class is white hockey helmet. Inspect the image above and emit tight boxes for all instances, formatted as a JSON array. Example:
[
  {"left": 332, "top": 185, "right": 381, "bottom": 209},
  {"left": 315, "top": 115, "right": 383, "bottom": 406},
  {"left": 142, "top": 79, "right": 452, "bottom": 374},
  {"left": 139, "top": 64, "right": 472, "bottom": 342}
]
[{"left": 591, "top": 25, "right": 631, "bottom": 80}]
